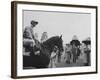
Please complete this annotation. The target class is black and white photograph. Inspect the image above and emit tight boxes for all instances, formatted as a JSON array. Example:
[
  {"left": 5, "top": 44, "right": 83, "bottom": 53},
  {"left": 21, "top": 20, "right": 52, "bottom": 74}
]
[
  {"left": 23, "top": 10, "right": 91, "bottom": 69},
  {"left": 11, "top": 1, "right": 97, "bottom": 78}
]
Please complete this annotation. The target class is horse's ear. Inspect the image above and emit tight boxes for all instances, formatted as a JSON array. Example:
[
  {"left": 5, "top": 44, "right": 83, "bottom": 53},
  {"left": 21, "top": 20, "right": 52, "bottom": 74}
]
[{"left": 60, "top": 35, "right": 62, "bottom": 39}]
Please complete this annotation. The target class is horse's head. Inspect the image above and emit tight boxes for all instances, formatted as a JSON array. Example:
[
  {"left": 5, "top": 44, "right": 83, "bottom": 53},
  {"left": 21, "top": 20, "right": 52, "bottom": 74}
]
[
  {"left": 55, "top": 35, "right": 64, "bottom": 52},
  {"left": 42, "top": 35, "right": 64, "bottom": 53}
]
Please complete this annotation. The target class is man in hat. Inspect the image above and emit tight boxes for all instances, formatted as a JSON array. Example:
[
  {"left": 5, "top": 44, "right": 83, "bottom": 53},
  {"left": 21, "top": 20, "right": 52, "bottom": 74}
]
[
  {"left": 23, "top": 20, "right": 40, "bottom": 55},
  {"left": 70, "top": 35, "right": 81, "bottom": 63},
  {"left": 82, "top": 37, "right": 91, "bottom": 66},
  {"left": 23, "top": 20, "right": 38, "bottom": 40}
]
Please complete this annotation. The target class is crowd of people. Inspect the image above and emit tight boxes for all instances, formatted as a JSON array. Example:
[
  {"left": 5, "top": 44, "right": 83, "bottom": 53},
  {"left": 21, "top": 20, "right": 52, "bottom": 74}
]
[
  {"left": 48, "top": 36, "right": 91, "bottom": 68},
  {"left": 63, "top": 36, "right": 91, "bottom": 66},
  {"left": 23, "top": 20, "right": 91, "bottom": 68}
]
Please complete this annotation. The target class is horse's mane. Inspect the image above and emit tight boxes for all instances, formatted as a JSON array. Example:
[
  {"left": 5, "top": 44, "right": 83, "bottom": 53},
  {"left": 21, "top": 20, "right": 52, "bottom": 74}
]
[
  {"left": 41, "top": 36, "right": 60, "bottom": 51},
  {"left": 42, "top": 36, "right": 60, "bottom": 45}
]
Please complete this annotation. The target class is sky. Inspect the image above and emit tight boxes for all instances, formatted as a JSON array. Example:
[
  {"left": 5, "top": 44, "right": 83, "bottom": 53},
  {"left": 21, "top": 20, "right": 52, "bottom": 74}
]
[{"left": 23, "top": 10, "right": 91, "bottom": 44}]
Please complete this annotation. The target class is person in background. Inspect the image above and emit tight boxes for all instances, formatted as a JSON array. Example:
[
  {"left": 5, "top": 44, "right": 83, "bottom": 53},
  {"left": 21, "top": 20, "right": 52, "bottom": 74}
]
[
  {"left": 82, "top": 37, "right": 91, "bottom": 66},
  {"left": 78, "top": 43, "right": 87, "bottom": 65},
  {"left": 70, "top": 35, "right": 81, "bottom": 63},
  {"left": 64, "top": 44, "right": 71, "bottom": 64},
  {"left": 41, "top": 32, "right": 48, "bottom": 43},
  {"left": 48, "top": 46, "right": 59, "bottom": 68}
]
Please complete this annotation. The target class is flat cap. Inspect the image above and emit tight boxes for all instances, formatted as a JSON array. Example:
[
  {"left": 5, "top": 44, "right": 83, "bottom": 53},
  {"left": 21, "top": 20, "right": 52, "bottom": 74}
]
[{"left": 31, "top": 20, "right": 38, "bottom": 25}]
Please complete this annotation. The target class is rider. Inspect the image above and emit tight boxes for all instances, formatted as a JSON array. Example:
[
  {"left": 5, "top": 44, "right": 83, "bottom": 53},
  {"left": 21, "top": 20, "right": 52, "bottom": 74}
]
[{"left": 23, "top": 20, "right": 40, "bottom": 55}]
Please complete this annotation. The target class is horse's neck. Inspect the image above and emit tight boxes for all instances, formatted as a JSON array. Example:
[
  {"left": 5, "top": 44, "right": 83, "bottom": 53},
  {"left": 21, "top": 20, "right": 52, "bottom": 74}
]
[{"left": 43, "top": 41, "right": 55, "bottom": 53}]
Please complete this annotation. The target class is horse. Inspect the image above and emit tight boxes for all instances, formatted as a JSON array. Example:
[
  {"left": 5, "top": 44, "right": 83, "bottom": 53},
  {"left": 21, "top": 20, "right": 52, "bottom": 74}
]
[{"left": 23, "top": 35, "right": 63, "bottom": 69}]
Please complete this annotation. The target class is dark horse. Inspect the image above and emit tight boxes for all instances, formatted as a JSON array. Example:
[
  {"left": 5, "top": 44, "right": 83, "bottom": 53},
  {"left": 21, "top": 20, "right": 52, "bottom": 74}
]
[{"left": 23, "top": 35, "right": 63, "bottom": 69}]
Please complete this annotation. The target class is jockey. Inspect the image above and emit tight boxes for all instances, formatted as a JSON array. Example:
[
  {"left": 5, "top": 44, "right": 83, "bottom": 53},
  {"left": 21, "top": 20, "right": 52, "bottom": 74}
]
[{"left": 23, "top": 20, "right": 40, "bottom": 55}]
